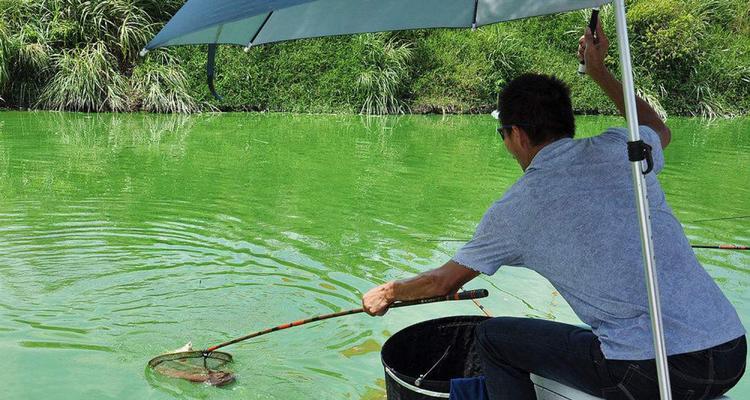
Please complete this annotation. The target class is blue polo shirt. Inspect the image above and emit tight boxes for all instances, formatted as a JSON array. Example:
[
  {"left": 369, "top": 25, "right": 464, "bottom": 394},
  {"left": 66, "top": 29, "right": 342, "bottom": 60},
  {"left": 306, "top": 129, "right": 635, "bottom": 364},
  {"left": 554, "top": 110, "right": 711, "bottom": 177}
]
[{"left": 453, "top": 126, "right": 745, "bottom": 360}]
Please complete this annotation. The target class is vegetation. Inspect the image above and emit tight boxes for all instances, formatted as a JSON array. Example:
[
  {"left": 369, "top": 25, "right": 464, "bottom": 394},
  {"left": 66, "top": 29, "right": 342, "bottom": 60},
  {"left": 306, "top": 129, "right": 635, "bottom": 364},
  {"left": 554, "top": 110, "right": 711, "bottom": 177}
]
[
  {"left": 1, "top": 0, "right": 748, "bottom": 117},
  {"left": 356, "top": 34, "right": 413, "bottom": 115},
  {"left": 0, "top": 0, "right": 196, "bottom": 112}
]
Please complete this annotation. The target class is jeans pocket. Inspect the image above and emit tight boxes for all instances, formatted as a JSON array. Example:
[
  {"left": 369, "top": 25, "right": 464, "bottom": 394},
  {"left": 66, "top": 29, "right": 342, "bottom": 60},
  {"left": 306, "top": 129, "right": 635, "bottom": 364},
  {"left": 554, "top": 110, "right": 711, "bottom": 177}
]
[
  {"left": 711, "top": 336, "right": 747, "bottom": 383},
  {"left": 668, "top": 351, "right": 711, "bottom": 384},
  {"left": 601, "top": 364, "right": 660, "bottom": 400}
]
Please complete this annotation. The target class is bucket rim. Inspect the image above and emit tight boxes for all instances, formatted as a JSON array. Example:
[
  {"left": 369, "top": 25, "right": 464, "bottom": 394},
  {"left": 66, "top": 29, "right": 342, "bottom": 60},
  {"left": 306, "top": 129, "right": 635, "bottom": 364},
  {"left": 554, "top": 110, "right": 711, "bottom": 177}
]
[{"left": 384, "top": 366, "right": 450, "bottom": 398}]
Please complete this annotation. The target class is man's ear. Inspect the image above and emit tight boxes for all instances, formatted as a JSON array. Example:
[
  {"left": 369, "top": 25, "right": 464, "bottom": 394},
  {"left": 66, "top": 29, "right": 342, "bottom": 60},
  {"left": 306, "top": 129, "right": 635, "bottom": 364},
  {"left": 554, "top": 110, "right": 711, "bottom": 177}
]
[{"left": 511, "top": 126, "right": 530, "bottom": 149}]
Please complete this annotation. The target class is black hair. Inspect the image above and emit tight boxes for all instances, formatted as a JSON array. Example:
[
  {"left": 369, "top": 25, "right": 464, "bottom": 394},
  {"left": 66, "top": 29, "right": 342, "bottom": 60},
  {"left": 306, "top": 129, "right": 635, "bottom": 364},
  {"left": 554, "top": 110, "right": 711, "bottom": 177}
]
[{"left": 499, "top": 73, "right": 575, "bottom": 146}]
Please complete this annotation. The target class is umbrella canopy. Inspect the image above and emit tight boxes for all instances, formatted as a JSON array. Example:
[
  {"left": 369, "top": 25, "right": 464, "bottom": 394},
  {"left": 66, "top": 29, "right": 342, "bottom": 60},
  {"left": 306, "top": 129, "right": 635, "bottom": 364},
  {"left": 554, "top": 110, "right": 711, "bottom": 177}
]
[{"left": 144, "top": 0, "right": 610, "bottom": 51}]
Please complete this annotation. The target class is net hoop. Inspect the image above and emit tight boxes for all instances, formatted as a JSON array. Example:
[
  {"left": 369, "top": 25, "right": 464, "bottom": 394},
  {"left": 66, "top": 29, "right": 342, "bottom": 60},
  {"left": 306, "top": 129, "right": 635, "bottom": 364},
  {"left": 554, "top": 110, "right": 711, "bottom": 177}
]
[{"left": 147, "top": 350, "right": 233, "bottom": 368}]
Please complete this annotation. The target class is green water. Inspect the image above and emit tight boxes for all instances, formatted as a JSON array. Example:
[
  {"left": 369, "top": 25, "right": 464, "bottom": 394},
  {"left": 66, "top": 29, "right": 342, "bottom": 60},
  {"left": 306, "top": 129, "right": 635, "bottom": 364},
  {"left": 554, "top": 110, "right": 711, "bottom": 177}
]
[{"left": 0, "top": 111, "right": 747, "bottom": 399}]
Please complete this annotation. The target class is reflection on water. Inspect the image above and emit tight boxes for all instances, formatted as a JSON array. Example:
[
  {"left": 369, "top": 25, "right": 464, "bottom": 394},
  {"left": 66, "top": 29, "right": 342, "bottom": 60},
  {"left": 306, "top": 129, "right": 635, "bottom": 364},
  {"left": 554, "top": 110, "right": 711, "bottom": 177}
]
[{"left": 0, "top": 112, "right": 747, "bottom": 399}]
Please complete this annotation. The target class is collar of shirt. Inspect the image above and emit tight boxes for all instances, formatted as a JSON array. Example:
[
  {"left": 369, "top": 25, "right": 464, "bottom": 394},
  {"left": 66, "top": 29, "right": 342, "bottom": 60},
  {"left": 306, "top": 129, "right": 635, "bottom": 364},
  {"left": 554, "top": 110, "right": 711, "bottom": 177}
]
[{"left": 525, "top": 137, "right": 575, "bottom": 172}]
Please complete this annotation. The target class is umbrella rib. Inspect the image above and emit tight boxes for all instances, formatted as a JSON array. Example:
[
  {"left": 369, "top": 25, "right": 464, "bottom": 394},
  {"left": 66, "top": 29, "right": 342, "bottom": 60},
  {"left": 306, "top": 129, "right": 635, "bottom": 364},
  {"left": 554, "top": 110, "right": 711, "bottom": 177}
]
[
  {"left": 213, "top": 23, "right": 225, "bottom": 43},
  {"left": 245, "top": 11, "right": 274, "bottom": 50}
]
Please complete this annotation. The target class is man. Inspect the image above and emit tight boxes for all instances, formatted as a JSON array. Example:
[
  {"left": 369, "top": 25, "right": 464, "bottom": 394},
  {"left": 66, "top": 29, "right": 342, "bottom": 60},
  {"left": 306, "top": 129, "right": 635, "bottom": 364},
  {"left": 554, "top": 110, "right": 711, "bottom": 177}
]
[{"left": 362, "top": 20, "right": 746, "bottom": 399}]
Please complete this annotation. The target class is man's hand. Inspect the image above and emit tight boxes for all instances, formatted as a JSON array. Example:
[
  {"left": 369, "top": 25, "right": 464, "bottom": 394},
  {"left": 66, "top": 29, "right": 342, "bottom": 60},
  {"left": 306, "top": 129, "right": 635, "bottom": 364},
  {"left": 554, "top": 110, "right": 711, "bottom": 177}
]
[
  {"left": 362, "top": 281, "right": 395, "bottom": 316},
  {"left": 578, "top": 16, "right": 671, "bottom": 148},
  {"left": 361, "top": 261, "right": 479, "bottom": 317},
  {"left": 578, "top": 16, "right": 609, "bottom": 81}
]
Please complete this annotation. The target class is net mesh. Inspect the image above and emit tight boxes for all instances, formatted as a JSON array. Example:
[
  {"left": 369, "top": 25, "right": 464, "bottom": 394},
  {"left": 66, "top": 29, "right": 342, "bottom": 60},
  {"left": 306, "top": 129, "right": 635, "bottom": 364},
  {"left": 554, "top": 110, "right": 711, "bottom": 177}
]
[{"left": 148, "top": 350, "right": 235, "bottom": 386}]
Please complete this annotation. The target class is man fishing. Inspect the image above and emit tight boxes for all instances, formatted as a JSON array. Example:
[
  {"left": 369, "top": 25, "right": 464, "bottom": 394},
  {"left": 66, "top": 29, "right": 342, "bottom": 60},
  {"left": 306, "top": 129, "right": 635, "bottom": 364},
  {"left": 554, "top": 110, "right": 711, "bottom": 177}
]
[{"left": 362, "top": 19, "right": 746, "bottom": 399}]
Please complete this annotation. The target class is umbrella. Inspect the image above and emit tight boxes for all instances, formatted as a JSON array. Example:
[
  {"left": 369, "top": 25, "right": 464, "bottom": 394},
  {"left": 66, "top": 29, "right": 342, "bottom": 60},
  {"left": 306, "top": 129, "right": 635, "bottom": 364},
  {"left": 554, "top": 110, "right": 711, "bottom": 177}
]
[
  {"left": 142, "top": 0, "right": 610, "bottom": 50},
  {"left": 141, "top": 1, "right": 674, "bottom": 398}
]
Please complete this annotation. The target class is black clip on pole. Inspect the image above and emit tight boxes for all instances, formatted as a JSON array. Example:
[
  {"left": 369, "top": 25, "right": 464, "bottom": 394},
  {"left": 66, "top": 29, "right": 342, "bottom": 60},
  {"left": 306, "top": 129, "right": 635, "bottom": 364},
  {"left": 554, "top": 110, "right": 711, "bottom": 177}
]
[{"left": 628, "top": 140, "right": 654, "bottom": 175}]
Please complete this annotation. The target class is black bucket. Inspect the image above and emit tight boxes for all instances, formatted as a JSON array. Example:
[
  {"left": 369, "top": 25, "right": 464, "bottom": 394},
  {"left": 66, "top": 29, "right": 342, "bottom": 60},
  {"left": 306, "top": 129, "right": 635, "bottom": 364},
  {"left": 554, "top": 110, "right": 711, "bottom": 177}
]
[{"left": 381, "top": 315, "right": 490, "bottom": 399}]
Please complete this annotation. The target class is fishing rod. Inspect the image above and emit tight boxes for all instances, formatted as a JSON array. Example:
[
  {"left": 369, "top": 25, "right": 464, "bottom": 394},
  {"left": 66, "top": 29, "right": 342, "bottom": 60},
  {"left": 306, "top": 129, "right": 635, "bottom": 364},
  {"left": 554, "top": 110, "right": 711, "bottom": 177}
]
[
  {"left": 420, "top": 237, "right": 748, "bottom": 250},
  {"left": 690, "top": 244, "right": 749, "bottom": 251},
  {"left": 148, "top": 289, "right": 490, "bottom": 386},
  {"left": 204, "top": 289, "right": 489, "bottom": 353}
]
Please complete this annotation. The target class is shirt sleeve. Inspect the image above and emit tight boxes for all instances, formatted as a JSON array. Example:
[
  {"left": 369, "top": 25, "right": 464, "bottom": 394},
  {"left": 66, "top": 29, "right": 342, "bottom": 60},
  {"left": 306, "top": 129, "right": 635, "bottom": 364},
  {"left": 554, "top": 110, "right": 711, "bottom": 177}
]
[
  {"left": 452, "top": 202, "right": 522, "bottom": 275},
  {"left": 604, "top": 126, "right": 665, "bottom": 174}
]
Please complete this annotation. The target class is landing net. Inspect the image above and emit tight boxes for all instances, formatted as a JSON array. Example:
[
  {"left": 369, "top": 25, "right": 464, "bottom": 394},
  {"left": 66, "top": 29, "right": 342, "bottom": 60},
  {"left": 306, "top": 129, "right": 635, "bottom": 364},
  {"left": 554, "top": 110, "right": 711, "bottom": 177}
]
[{"left": 147, "top": 350, "right": 235, "bottom": 386}]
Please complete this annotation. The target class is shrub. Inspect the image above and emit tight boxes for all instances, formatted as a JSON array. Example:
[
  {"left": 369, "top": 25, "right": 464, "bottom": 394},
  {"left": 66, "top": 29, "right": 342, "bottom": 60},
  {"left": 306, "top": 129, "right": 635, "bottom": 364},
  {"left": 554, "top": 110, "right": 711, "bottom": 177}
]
[
  {"left": 39, "top": 42, "right": 128, "bottom": 112},
  {"left": 356, "top": 34, "right": 414, "bottom": 115},
  {"left": 130, "top": 51, "right": 199, "bottom": 113}
]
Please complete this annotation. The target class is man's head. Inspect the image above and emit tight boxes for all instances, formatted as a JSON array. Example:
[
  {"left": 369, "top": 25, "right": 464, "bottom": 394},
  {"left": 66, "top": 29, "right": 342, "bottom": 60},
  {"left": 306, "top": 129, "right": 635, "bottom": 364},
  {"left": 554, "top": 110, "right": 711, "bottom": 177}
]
[{"left": 497, "top": 73, "right": 575, "bottom": 170}]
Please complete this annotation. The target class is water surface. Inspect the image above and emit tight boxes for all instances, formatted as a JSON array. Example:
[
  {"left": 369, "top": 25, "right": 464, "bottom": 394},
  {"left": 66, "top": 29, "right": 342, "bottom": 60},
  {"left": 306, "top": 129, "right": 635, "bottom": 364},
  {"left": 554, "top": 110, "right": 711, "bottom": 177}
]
[{"left": 0, "top": 112, "right": 747, "bottom": 399}]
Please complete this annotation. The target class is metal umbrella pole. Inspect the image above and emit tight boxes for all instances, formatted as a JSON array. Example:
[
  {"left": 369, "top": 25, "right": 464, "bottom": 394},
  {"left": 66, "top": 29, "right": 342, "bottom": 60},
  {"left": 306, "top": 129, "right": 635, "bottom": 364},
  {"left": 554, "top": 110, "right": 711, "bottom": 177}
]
[{"left": 612, "top": 0, "right": 672, "bottom": 398}]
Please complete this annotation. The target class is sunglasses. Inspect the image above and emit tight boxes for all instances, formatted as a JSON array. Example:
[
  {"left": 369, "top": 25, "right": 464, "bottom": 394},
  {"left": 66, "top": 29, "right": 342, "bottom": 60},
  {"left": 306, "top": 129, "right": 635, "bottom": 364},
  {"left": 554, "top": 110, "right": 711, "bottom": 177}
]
[
  {"left": 496, "top": 124, "right": 534, "bottom": 140},
  {"left": 497, "top": 125, "right": 514, "bottom": 140}
]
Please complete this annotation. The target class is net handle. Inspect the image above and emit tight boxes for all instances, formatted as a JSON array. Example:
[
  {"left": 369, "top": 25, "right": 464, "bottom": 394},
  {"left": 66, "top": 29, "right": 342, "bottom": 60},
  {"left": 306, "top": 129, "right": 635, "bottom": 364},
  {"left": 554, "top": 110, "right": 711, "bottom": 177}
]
[{"left": 205, "top": 289, "right": 488, "bottom": 353}]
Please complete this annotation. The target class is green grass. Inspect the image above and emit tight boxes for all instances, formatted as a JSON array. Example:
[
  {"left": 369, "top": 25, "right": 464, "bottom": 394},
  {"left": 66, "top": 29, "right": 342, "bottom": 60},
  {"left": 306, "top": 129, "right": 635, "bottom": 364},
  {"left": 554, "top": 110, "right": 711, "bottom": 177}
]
[{"left": 1, "top": 0, "right": 749, "bottom": 117}]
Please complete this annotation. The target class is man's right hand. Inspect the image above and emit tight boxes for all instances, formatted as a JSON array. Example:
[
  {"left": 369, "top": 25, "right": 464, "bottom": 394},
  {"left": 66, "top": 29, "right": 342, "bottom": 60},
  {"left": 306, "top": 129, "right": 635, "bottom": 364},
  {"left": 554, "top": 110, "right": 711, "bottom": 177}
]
[
  {"left": 362, "top": 282, "right": 395, "bottom": 316},
  {"left": 578, "top": 16, "right": 609, "bottom": 81},
  {"left": 361, "top": 260, "right": 479, "bottom": 317},
  {"left": 577, "top": 15, "right": 671, "bottom": 148}
]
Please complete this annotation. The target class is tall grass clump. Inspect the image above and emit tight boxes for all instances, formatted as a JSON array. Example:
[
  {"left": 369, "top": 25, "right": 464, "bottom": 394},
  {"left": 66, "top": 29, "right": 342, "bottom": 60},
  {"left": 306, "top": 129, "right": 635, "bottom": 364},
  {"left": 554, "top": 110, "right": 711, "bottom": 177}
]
[
  {"left": 130, "top": 52, "right": 199, "bottom": 113},
  {"left": 356, "top": 34, "right": 414, "bottom": 115},
  {"left": 0, "top": 21, "right": 8, "bottom": 101},
  {"left": 39, "top": 42, "right": 128, "bottom": 112},
  {"left": 1, "top": 0, "right": 192, "bottom": 112}
]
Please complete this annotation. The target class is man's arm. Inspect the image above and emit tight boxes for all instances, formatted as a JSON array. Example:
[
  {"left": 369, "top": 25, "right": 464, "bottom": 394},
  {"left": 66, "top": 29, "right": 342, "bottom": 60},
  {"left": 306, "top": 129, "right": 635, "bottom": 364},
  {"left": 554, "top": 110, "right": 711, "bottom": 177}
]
[
  {"left": 362, "top": 260, "right": 480, "bottom": 316},
  {"left": 579, "top": 19, "right": 671, "bottom": 149}
]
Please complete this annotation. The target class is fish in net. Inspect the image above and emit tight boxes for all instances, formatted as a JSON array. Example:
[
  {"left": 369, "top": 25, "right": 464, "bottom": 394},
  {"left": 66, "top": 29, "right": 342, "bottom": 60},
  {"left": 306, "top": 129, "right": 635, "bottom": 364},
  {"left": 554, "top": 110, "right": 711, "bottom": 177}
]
[{"left": 148, "top": 343, "right": 235, "bottom": 386}]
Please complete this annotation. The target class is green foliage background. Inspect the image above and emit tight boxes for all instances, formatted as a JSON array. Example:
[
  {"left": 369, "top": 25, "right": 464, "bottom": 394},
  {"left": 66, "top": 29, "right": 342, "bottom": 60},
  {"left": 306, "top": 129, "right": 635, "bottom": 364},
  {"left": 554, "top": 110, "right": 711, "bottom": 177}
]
[{"left": 1, "top": 0, "right": 749, "bottom": 116}]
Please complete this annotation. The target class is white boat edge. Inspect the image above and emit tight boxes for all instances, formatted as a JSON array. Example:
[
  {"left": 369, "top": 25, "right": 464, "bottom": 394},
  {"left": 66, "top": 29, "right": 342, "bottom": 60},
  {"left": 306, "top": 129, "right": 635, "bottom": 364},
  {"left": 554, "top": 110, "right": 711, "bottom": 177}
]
[{"left": 530, "top": 374, "right": 731, "bottom": 400}]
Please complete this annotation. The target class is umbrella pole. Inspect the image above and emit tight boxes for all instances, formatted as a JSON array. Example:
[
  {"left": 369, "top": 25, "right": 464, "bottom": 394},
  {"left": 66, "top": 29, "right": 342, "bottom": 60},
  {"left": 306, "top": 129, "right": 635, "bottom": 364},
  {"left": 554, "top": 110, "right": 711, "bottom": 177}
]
[{"left": 612, "top": 0, "right": 672, "bottom": 398}]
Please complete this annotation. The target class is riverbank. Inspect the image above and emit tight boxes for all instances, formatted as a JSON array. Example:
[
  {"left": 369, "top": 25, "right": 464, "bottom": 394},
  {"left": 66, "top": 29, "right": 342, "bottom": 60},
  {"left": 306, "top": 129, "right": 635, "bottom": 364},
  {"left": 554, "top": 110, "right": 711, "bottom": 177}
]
[{"left": 1, "top": 1, "right": 748, "bottom": 117}]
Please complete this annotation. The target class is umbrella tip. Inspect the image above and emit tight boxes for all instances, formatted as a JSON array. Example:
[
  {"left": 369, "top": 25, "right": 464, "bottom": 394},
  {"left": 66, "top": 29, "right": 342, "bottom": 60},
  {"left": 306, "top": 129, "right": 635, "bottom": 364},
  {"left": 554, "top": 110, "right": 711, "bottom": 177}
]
[
  {"left": 472, "top": 22, "right": 477, "bottom": 31},
  {"left": 139, "top": 48, "right": 149, "bottom": 57},
  {"left": 244, "top": 43, "right": 253, "bottom": 53}
]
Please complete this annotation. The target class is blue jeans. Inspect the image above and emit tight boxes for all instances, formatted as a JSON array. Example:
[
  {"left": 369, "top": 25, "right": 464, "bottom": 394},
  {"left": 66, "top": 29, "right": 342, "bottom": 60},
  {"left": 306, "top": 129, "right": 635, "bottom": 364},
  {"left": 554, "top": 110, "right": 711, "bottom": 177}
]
[{"left": 475, "top": 317, "right": 746, "bottom": 399}]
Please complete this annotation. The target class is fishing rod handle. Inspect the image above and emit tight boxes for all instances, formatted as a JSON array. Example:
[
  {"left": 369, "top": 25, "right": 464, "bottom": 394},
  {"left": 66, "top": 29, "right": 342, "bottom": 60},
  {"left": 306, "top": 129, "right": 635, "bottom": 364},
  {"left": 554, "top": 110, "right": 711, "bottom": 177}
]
[
  {"left": 692, "top": 244, "right": 749, "bottom": 250},
  {"left": 390, "top": 289, "right": 489, "bottom": 308},
  {"left": 578, "top": 8, "right": 600, "bottom": 75}
]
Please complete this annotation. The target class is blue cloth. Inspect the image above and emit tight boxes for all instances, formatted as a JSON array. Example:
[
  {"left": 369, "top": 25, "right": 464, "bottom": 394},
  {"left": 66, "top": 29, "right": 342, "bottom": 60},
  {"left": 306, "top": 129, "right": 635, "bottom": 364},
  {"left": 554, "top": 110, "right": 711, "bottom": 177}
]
[
  {"left": 453, "top": 126, "right": 745, "bottom": 360},
  {"left": 449, "top": 376, "right": 488, "bottom": 400}
]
